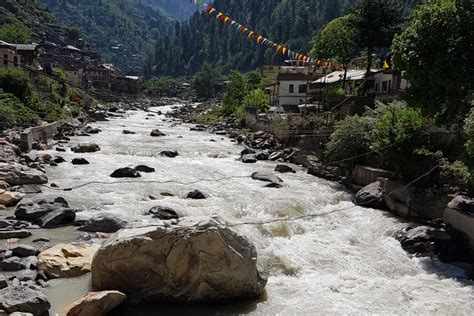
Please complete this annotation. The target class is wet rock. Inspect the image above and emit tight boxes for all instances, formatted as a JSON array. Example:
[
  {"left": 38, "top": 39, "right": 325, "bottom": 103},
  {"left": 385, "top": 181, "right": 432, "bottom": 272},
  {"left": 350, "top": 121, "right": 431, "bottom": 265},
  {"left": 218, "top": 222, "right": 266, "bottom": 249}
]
[
  {"left": 0, "top": 163, "right": 48, "bottom": 186},
  {"left": 78, "top": 213, "right": 127, "bottom": 233},
  {"left": 0, "top": 256, "right": 26, "bottom": 271},
  {"left": 72, "top": 144, "right": 101, "bottom": 153},
  {"left": 37, "top": 208, "right": 76, "bottom": 228},
  {"left": 150, "top": 129, "right": 166, "bottom": 137},
  {"left": 64, "top": 291, "right": 127, "bottom": 316},
  {"left": 0, "top": 181, "right": 9, "bottom": 190},
  {"left": 38, "top": 243, "right": 100, "bottom": 279},
  {"left": 0, "top": 285, "right": 50, "bottom": 316},
  {"left": 110, "top": 168, "right": 141, "bottom": 178},
  {"left": 242, "top": 154, "right": 257, "bottom": 164},
  {"left": 268, "top": 151, "right": 284, "bottom": 161},
  {"left": 0, "top": 230, "right": 31, "bottom": 240},
  {"left": 15, "top": 198, "right": 74, "bottom": 226},
  {"left": 160, "top": 151, "right": 179, "bottom": 158},
  {"left": 241, "top": 148, "right": 256, "bottom": 156},
  {"left": 354, "top": 181, "right": 387, "bottom": 209},
  {"left": 134, "top": 165, "right": 155, "bottom": 173},
  {"left": 160, "top": 192, "right": 175, "bottom": 197},
  {"left": 186, "top": 190, "right": 206, "bottom": 200},
  {"left": 264, "top": 183, "right": 283, "bottom": 188},
  {"left": 0, "top": 191, "right": 24, "bottom": 207},
  {"left": 443, "top": 195, "right": 474, "bottom": 250},
  {"left": 275, "top": 164, "right": 296, "bottom": 174},
  {"left": 122, "top": 130, "right": 136, "bottom": 135},
  {"left": 394, "top": 226, "right": 468, "bottom": 262},
  {"left": 32, "top": 238, "right": 50, "bottom": 243},
  {"left": 446, "top": 195, "right": 474, "bottom": 214},
  {"left": 147, "top": 206, "right": 179, "bottom": 220},
  {"left": 0, "top": 274, "right": 6, "bottom": 289},
  {"left": 56, "top": 147, "right": 66, "bottom": 152},
  {"left": 251, "top": 172, "right": 283, "bottom": 184},
  {"left": 256, "top": 152, "right": 270, "bottom": 161},
  {"left": 78, "top": 233, "right": 92, "bottom": 243},
  {"left": 190, "top": 126, "right": 206, "bottom": 132},
  {"left": 12, "top": 269, "right": 38, "bottom": 282},
  {"left": 91, "top": 217, "right": 267, "bottom": 303},
  {"left": 72, "top": 158, "right": 90, "bottom": 165},
  {"left": 10, "top": 245, "right": 37, "bottom": 258},
  {"left": 85, "top": 127, "right": 101, "bottom": 134},
  {"left": 53, "top": 156, "right": 66, "bottom": 164}
]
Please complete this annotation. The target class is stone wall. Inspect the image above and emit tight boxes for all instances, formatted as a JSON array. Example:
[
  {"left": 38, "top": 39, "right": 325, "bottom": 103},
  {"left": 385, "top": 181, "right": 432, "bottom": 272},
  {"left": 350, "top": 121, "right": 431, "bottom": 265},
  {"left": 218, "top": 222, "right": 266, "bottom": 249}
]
[{"left": 20, "top": 118, "right": 73, "bottom": 152}]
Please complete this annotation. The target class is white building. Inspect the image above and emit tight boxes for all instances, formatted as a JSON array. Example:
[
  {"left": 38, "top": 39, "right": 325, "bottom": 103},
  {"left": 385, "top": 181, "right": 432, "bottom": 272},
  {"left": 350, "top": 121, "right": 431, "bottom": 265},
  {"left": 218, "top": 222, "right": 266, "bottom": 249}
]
[{"left": 275, "top": 72, "right": 313, "bottom": 112}]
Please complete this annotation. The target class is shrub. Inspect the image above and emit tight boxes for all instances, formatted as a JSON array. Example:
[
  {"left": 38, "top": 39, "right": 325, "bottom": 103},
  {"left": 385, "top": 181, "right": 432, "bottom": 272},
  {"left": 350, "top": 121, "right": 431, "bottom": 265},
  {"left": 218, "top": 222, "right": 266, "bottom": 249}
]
[
  {"left": 0, "top": 93, "right": 39, "bottom": 125},
  {"left": 440, "top": 160, "right": 473, "bottom": 194},
  {"left": 372, "top": 102, "right": 430, "bottom": 179},
  {"left": 222, "top": 71, "right": 248, "bottom": 115},
  {"left": 325, "top": 115, "right": 375, "bottom": 164},
  {"left": 0, "top": 68, "right": 34, "bottom": 104},
  {"left": 464, "top": 107, "right": 474, "bottom": 160}
]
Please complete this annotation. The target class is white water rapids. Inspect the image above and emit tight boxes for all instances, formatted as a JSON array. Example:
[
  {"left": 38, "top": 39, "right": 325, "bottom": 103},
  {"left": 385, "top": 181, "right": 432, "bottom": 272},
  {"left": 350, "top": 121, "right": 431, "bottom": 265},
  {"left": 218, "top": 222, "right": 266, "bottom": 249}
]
[{"left": 28, "top": 104, "right": 473, "bottom": 314}]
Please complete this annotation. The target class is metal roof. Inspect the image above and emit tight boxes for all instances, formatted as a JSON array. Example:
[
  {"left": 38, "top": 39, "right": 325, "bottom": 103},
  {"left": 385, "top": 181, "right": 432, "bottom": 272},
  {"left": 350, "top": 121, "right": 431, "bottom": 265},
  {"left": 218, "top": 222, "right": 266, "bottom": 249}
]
[
  {"left": 14, "top": 44, "right": 37, "bottom": 51},
  {"left": 313, "top": 69, "right": 381, "bottom": 84}
]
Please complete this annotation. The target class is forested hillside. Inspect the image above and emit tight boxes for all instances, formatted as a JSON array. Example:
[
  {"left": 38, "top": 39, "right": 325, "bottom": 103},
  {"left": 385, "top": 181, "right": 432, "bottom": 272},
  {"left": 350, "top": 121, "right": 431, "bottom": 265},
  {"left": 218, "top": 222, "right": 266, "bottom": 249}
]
[
  {"left": 40, "top": 0, "right": 174, "bottom": 73},
  {"left": 143, "top": 0, "right": 196, "bottom": 20},
  {"left": 150, "top": 0, "right": 422, "bottom": 76}
]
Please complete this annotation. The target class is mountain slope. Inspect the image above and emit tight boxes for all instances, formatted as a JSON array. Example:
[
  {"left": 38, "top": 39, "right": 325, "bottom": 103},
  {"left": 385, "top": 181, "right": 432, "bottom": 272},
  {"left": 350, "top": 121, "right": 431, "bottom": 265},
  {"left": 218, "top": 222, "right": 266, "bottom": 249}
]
[
  {"left": 39, "top": 0, "right": 175, "bottom": 73},
  {"left": 143, "top": 0, "right": 196, "bottom": 20},
  {"left": 151, "top": 0, "right": 422, "bottom": 76}
]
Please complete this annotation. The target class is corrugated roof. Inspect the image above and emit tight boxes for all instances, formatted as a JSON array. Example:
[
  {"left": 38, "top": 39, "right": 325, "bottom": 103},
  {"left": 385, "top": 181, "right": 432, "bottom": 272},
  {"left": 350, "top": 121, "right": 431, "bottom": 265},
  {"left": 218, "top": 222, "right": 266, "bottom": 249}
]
[
  {"left": 14, "top": 44, "right": 37, "bottom": 51},
  {"left": 277, "top": 73, "right": 313, "bottom": 81},
  {"left": 313, "top": 69, "right": 381, "bottom": 84}
]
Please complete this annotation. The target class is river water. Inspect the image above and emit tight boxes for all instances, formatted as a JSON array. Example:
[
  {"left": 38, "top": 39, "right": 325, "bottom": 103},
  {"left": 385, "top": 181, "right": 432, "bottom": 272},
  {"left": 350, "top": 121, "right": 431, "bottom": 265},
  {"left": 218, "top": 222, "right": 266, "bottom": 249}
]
[{"left": 26, "top": 104, "right": 473, "bottom": 314}]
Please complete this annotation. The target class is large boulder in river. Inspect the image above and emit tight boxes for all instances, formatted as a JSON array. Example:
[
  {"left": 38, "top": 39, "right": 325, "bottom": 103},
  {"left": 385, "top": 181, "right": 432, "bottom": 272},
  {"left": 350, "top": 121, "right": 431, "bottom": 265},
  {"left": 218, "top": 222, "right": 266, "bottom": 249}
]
[
  {"left": 0, "top": 285, "right": 50, "bottom": 316},
  {"left": 251, "top": 171, "right": 283, "bottom": 184},
  {"left": 134, "top": 165, "right": 155, "bottom": 173},
  {"left": 275, "top": 164, "right": 296, "bottom": 173},
  {"left": 63, "top": 291, "right": 127, "bottom": 316},
  {"left": 0, "top": 163, "right": 48, "bottom": 186},
  {"left": 38, "top": 243, "right": 100, "bottom": 279},
  {"left": 0, "top": 190, "right": 24, "bottom": 207},
  {"left": 146, "top": 206, "right": 178, "bottom": 220},
  {"left": 15, "top": 197, "right": 76, "bottom": 228},
  {"left": 443, "top": 195, "right": 474, "bottom": 249},
  {"left": 150, "top": 129, "right": 166, "bottom": 137},
  {"left": 72, "top": 143, "right": 101, "bottom": 153},
  {"left": 354, "top": 181, "right": 387, "bottom": 209},
  {"left": 186, "top": 190, "right": 206, "bottom": 200},
  {"left": 91, "top": 217, "right": 267, "bottom": 303},
  {"left": 160, "top": 150, "right": 179, "bottom": 158},
  {"left": 78, "top": 213, "right": 127, "bottom": 233},
  {"left": 110, "top": 167, "right": 141, "bottom": 178}
]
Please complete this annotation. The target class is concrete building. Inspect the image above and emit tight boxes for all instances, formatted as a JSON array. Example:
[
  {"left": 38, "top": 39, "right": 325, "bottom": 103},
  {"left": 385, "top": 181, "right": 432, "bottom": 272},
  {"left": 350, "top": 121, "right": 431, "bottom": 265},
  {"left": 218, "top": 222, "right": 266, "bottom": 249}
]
[
  {"left": 0, "top": 41, "right": 20, "bottom": 68},
  {"left": 14, "top": 44, "right": 39, "bottom": 67},
  {"left": 274, "top": 72, "right": 313, "bottom": 113}
]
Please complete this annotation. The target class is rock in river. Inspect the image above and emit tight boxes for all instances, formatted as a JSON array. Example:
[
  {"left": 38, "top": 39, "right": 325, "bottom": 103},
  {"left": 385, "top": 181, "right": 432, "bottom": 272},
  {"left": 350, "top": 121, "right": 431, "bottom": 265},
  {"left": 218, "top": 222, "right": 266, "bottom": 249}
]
[
  {"left": 354, "top": 181, "right": 387, "bottom": 210},
  {"left": 0, "top": 230, "right": 31, "bottom": 240},
  {"left": 160, "top": 150, "right": 179, "bottom": 158},
  {"left": 251, "top": 171, "right": 283, "bottom": 184},
  {"left": 91, "top": 217, "right": 267, "bottom": 303},
  {"left": 0, "top": 163, "right": 48, "bottom": 186},
  {"left": 186, "top": 190, "right": 206, "bottom": 200},
  {"left": 275, "top": 164, "right": 296, "bottom": 173},
  {"left": 78, "top": 213, "right": 127, "bottom": 233},
  {"left": 63, "top": 291, "right": 127, "bottom": 316},
  {"left": 146, "top": 206, "right": 179, "bottom": 220},
  {"left": 0, "top": 285, "right": 50, "bottom": 316},
  {"left": 15, "top": 197, "right": 76, "bottom": 228},
  {"left": 134, "top": 165, "right": 155, "bottom": 173},
  {"left": 0, "top": 190, "right": 24, "bottom": 207},
  {"left": 72, "top": 158, "right": 90, "bottom": 165},
  {"left": 110, "top": 167, "right": 141, "bottom": 178},
  {"left": 72, "top": 143, "right": 101, "bottom": 153},
  {"left": 150, "top": 129, "right": 166, "bottom": 137},
  {"left": 242, "top": 154, "right": 257, "bottom": 164},
  {"left": 38, "top": 243, "right": 100, "bottom": 279}
]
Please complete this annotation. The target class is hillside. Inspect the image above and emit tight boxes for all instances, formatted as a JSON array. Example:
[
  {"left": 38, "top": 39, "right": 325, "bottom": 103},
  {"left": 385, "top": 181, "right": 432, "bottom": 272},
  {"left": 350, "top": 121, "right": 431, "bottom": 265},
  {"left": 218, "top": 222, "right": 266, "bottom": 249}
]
[
  {"left": 39, "top": 0, "right": 175, "bottom": 73},
  {"left": 150, "top": 0, "right": 422, "bottom": 76},
  {"left": 143, "top": 0, "right": 196, "bottom": 20}
]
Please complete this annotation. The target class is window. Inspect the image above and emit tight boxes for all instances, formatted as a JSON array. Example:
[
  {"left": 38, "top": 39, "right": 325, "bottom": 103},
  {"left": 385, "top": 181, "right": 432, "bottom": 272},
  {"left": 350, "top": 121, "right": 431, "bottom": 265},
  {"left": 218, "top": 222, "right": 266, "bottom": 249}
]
[
  {"left": 13, "top": 56, "right": 17, "bottom": 65},
  {"left": 299, "top": 84, "right": 307, "bottom": 94},
  {"left": 289, "top": 84, "right": 294, "bottom": 93},
  {"left": 268, "top": 67, "right": 273, "bottom": 71},
  {"left": 382, "top": 81, "right": 388, "bottom": 93},
  {"left": 3, "top": 54, "right": 8, "bottom": 66}
]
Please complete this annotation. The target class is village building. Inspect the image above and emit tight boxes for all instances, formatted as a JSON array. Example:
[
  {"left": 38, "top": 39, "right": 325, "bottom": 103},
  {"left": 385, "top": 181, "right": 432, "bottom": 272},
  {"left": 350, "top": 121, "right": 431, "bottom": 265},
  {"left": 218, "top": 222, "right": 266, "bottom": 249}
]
[
  {"left": 0, "top": 41, "right": 20, "bottom": 68},
  {"left": 13, "top": 43, "right": 39, "bottom": 68},
  {"left": 64, "top": 67, "right": 84, "bottom": 89},
  {"left": 83, "top": 64, "right": 115, "bottom": 90},
  {"left": 111, "top": 75, "right": 140, "bottom": 94}
]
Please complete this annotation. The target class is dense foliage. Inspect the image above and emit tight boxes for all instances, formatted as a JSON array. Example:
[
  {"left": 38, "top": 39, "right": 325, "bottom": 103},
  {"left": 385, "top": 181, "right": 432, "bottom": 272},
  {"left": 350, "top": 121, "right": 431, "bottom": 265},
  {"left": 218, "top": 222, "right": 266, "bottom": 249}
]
[
  {"left": 40, "top": 0, "right": 174, "bottom": 73},
  {"left": 143, "top": 76, "right": 185, "bottom": 97},
  {"left": 143, "top": 0, "right": 196, "bottom": 20},
  {"left": 464, "top": 108, "right": 474, "bottom": 161},
  {"left": 192, "top": 63, "right": 221, "bottom": 99},
  {"left": 392, "top": 0, "right": 474, "bottom": 125}
]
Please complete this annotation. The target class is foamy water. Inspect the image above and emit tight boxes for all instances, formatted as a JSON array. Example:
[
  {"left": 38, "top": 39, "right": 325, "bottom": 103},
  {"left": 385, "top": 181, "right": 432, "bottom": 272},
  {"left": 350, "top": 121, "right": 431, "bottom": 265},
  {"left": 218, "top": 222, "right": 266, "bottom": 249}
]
[{"left": 32, "top": 104, "right": 473, "bottom": 315}]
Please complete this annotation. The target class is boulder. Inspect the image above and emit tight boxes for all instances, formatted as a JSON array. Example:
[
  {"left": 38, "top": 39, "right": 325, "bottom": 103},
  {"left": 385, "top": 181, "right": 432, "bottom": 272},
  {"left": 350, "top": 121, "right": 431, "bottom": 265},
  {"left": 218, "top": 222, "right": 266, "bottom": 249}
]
[
  {"left": 10, "top": 245, "right": 37, "bottom": 258},
  {"left": 110, "top": 168, "right": 141, "bottom": 178},
  {"left": 274, "top": 164, "right": 296, "bottom": 174},
  {"left": 0, "top": 181, "right": 9, "bottom": 190},
  {"left": 0, "top": 274, "right": 6, "bottom": 289},
  {"left": 134, "top": 165, "right": 155, "bottom": 173},
  {"left": 53, "top": 156, "right": 66, "bottom": 164},
  {"left": 72, "top": 158, "right": 90, "bottom": 165},
  {"left": 37, "top": 208, "right": 76, "bottom": 228},
  {"left": 186, "top": 190, "right": 206, "bottom": 200},
  {"left": 0, "top": 163, "right": 48, "bottom": 186},
  {"left": 0, "top": 191, "right": 24, "bottom": 207},
  {"left": 63, "top": 291, "right": 127, "bottom": 316},
  {"left": 147, "top": 206, "right": 179, "bottom": 220},
  {"left": 122, "top": 130, "right": 136, "bottom": 135},
  {"left": 251, "top": 172, "right": 283, "bottom": 184},
  {"left": 0, "top": 256, "right": 26, "bottom": 271},
  {"left": 150, "top": 129, "right": 166, "bottom": 137},
  {"left": 240, "top": 148, "right": 256, "bottom": 156},
  {"left": 160, "top": 151, "right": 179, "bottom": 158},
  {"left": 72, "top": 143, "right": 101, "bottom": 153},
  {"left": 255, "top": 152, "right": 270, "bottom": 161},
  {"left": 0, "top": 230, "right": 31, "bottom": 240},
  {"left": 241, "top": 155, "right": 257, "bottom": 164},
  {"left": 91, "top": 217, "right": 267, "bottom": 303},
  {"left": 85, "top": 127, "right": 101, "bottom": 134},
  {"left": 354, "top": 181, "right": 387, "bottom": 209},
  {"left": 0, "top": 285, "right": 50, "bottom": 316},
  {"left": 38, "top": 243, "right": 100, "bottom": 279},
  {"left": 15, "top": 198, "right": 76, "bottom": 228},
  {"left": 78, "top": 213, "right": 127, "bottom": 233},
  {"left": 443, "top": 195, "right": 474, "bottom": 249}
]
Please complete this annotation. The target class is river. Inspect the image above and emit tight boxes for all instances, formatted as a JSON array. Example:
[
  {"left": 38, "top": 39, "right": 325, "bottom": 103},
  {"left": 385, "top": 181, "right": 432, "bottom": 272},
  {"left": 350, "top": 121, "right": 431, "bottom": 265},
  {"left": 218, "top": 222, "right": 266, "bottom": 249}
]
[{"left": 24, "top": 103, "right": 474, "bottom": 314}]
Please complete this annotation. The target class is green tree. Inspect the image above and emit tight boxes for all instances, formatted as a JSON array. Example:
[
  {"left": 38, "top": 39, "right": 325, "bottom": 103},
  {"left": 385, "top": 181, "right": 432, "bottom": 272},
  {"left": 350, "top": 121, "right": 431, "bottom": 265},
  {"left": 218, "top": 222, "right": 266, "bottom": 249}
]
[
  {"left": 372, "top": 102, "right": 430, "bottom": 179},
  {"left": 325, "top": 115, "right": 375, "bottom": 165},
  {"left": 0, "top": 68, "right": 34, "bottom": 104},
  {"left": 392, "top": 0, "right": 474, "bottom": 124},
  {"left": 192, "top": 63, "right": 221, "bottom": 99},
  {"left": 464, "top": 107, "right": 474, "bottom": 160},
  {"left": 0, "top": 23, "right": 31, "bottom": 43},
  {"left": 351, "top": 0, "right": 403, "bottom": 86},
  {"left": 222, "top": 71, "right": 248, "bottom": 115}
]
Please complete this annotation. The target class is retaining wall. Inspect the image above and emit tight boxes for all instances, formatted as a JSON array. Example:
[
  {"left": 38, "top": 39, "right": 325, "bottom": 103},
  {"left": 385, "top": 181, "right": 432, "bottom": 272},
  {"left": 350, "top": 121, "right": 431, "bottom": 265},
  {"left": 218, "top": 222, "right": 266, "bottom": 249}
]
[{"left": 20, "top": 118, "right": 73, "bottom": 152}]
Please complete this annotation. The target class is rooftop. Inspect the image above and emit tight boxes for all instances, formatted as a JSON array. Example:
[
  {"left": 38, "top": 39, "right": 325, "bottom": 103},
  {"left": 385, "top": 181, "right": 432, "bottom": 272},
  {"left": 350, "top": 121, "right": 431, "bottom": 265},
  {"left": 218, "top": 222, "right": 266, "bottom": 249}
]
[{"left": 313, "top": 69, "right": 382, "bottom": 84}]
